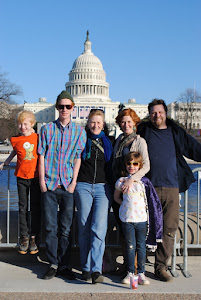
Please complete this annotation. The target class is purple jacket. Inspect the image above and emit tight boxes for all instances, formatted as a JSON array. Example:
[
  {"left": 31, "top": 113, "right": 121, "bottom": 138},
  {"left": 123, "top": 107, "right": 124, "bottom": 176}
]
[{"left": 141, "top": 176, "right": 163, "bottom": 251}]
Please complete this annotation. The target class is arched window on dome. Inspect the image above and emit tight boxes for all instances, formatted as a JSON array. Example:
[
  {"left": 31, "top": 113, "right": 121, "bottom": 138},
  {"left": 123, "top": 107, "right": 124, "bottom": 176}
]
[{"left": 78, "top": 74, "right": 79, "bottom": 79}]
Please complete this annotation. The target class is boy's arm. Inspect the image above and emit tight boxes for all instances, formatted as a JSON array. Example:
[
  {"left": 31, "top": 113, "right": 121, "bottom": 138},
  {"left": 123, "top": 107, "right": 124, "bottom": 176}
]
[
  {"left": 114, "top": 189, "right": 123, "bottom": 205},
  {"left": 0, "top": 150, "right": 16, "bottom": 170},
  {"left": 38, "top": 154, "right": 47, "bottom": 193},
  {"left": 67, "top": 158, "right": 81, "bottom": 193}
]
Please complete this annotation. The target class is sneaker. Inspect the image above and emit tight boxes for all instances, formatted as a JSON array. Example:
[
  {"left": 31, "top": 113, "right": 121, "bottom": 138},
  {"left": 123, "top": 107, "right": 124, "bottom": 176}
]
[
  {"left": 121, "top": 272, "right": 133, "bottom": 284},
  {"left": 138, "top": 273, "right": 150, "bottom": 285},
  {"left": 91, "top": 272, "right": 104, "bottom": 284},
  {"left": 155, "top": 268, "right": 173, "bottom": 282},
  {"left": 29, "top": 236, "right": 39, "bottom": 254},
  {"left": 18, "top": 236, "right": 29, "bottom": 254}
]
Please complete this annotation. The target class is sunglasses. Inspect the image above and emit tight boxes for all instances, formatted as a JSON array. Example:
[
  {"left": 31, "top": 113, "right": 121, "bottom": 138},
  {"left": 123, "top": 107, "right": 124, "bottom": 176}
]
[
  {"left": 58, "top": 104, "right": 73, "bottom": 110},
  {"left": 126, "top": 162, "right": 140, "bottom": 166}
]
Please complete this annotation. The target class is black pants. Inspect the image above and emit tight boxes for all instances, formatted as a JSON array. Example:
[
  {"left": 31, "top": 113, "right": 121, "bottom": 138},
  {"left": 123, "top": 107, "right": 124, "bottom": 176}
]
[
  {"left": 17, "top": 177, "right": 41, "bottom": 238},
  {"left": 154, "top": 187, "right": 180, "bottom": 272}
]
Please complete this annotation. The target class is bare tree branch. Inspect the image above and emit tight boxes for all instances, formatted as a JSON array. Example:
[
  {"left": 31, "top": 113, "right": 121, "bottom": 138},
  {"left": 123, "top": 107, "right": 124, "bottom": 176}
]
[
  {"left": 0, "top": 71, "right": 23, "bottom": 104},
  {"left": 177, "top": 88, "right": 201, "bottom": 132}
]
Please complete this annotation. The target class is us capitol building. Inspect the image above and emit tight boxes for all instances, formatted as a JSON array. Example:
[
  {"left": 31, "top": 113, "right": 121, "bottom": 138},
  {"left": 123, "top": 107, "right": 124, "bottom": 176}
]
[{"left": 24, "top": 32, "right": 148, "bottom": 134}]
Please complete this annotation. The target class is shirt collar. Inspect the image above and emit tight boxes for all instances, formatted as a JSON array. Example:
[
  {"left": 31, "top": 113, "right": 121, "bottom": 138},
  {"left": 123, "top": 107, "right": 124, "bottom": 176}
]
[{"left": 56, "top": 118, "right": 72, "bottom": 130}]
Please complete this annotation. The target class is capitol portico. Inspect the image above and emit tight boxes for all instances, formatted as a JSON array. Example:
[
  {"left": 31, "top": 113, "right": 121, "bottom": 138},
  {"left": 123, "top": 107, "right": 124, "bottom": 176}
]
[{"left": 24, "top": 32, "right": 148, "bottom": 133}]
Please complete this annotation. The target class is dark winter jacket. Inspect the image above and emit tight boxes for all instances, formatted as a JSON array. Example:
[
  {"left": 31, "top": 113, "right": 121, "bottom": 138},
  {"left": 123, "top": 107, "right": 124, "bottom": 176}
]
[
  {"left": 137, "top": 119, "right": 201, "bottom": 193},
  {"left": 141, "top": 176, "right": 163, "bottom": 251}
]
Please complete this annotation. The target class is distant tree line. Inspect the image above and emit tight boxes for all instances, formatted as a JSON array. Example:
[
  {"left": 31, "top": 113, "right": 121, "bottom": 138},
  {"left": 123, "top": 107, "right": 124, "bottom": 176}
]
[{"left": 0, "top": 68, "right": 201, "bottom": 140}]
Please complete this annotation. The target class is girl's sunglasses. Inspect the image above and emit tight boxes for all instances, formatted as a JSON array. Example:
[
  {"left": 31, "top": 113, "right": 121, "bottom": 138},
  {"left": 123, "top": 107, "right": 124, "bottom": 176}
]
[
  {"left": 58, "top": 104, "right": 73, "bottom": 110},
  {"left": 126, "top": 162, "right": 140, "bottom": 166}
]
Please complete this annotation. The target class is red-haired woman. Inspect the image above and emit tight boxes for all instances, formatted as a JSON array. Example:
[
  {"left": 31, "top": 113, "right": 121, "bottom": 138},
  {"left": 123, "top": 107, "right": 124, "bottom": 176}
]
[{"left": 112, "top": 108, "right": 150, "bottom": 275}]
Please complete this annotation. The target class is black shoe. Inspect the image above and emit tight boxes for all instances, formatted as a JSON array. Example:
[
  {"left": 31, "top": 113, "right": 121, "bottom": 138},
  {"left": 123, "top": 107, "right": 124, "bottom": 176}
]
[
  {"left": 57, "top": 268, "right": 76, "bottom": 280},
  {"left": 91, "top": 272, "right": 104, "bottom": 284},
  {"left": 43, "top": 267, "right": 57, "bottom": 280},
  {"left": 82, "top": 271, "right": 91, "bottom": 281}
]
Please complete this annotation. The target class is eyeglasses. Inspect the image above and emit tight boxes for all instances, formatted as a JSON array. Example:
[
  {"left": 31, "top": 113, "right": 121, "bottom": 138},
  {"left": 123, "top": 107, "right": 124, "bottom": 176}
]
[
  {"left": 58, "top": 104, "right": 73, "bottom": 110},
  {"left": 126, "top": 162, "right": 140, "bottom": 166}
]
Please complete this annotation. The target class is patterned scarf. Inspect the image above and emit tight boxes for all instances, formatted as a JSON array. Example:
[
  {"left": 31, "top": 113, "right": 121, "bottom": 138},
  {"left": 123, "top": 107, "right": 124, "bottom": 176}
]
[
  {"left": 114, "top": 131, "right": 136, "bottom": 158},
  {"left": 82, "top": 131, "right": 113, "bottom": 163},
  {"left": 112, "top": 131, "right": 136, "bottom": 182}
]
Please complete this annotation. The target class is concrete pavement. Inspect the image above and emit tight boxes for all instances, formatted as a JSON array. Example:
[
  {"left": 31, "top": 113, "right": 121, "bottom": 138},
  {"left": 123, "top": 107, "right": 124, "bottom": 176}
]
[{"left": 0, "top": 249, "right": 200, "bottom": 299}]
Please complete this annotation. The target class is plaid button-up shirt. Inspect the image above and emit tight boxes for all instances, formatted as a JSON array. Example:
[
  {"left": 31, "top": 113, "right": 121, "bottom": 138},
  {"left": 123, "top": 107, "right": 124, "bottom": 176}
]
[{"left": 38, "top": 119, "right": 86, "bottom": 191}]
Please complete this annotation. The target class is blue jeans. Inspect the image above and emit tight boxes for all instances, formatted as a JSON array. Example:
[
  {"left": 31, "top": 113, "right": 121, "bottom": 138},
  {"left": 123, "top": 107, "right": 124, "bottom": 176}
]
[
  {"left": 121, "top": 221, "right": 147, "bottom": 274},
  {"left": 74, "top": 182, "right": 112, "bottom": 273},
  {"left": 42, "top": 188, "right": 74, "bottom": 269}
]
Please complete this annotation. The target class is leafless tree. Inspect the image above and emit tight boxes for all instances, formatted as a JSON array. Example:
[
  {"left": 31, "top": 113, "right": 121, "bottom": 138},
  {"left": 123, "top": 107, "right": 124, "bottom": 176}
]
[
  {"left": 0, "top": 101, "right": 23, "bottom": 141},
  {"left": 0, "top": 71, "right": 22, "bottom": 104},
  {"left": 177, "top": 88, "right": 201, "bottom": 132}
]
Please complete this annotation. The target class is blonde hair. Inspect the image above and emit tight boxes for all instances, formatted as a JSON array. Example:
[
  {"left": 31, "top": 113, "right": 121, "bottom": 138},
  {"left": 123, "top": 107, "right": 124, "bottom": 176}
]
[
  {"left": 17, "top": 110, "right": 36, "bottom": 126},
  {"left": 87, "top": 109, "right": 105, "bottom": 124}
]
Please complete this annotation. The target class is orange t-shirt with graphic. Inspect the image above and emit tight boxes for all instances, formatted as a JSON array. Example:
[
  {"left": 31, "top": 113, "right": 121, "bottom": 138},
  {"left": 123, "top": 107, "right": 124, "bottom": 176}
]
[{"left": 10, "top": 133, "right": 39, "bottom": 179}]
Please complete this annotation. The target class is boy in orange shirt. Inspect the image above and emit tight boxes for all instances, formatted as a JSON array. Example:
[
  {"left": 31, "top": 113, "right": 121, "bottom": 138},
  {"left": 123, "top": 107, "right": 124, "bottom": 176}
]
[{"left": 0, "top": 110, "right": 41, "bottom": 254}]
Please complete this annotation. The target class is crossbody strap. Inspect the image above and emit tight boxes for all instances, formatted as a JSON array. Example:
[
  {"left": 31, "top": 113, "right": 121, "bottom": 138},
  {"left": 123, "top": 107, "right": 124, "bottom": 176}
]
[{"left": 92, "top": 139, "right": 104, "bottom": 153}]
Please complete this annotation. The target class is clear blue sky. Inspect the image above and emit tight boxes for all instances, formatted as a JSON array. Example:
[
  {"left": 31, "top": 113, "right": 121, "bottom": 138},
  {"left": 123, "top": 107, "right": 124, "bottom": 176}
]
[{"left": 1, "top": 0, "right": 201, "bottom": 105}]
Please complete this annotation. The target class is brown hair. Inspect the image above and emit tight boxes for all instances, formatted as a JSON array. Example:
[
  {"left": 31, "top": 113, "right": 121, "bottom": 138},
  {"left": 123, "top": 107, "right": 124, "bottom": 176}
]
[
  {"left": 122, "top": 152, "right": 143, "bottom": 176},
  {"left": 17, "top": 110, "right": 36, "bottom": 126},
  {"left": 115, "top": 108, "right": 140, "bottom": 128}
]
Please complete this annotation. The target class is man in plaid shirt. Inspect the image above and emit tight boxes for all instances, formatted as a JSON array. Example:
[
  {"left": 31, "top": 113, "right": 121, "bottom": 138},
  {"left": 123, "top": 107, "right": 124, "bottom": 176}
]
[{"left": 38, "top": 91, "right": 86, "bottom": 280}]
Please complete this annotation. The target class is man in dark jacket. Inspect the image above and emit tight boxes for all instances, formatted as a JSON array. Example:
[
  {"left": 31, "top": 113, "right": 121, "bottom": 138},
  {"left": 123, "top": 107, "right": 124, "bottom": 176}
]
[{"left": 137, "top": 99, "right": 201, "bottom": 282}]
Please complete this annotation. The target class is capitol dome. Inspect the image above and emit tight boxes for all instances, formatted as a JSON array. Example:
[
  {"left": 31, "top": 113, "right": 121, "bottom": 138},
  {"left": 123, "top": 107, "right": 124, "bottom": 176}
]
[
  {"left": 72, "top": 47, "right": 103, "bottom": 71},
  {"left": 65, "top": 31, "right": 111, "bottom": 103}
]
